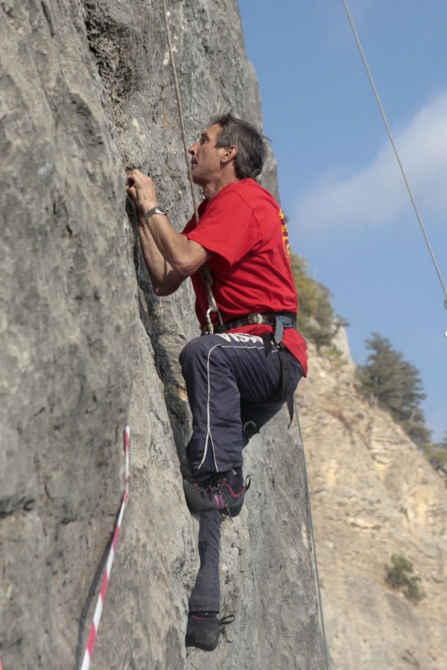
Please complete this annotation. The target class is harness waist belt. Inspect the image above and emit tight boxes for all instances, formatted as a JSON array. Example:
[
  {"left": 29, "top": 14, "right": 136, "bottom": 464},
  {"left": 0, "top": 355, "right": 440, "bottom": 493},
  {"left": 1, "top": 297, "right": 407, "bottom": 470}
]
[{"left": 202, "top": 312, "right": 297, "bottom": 339}]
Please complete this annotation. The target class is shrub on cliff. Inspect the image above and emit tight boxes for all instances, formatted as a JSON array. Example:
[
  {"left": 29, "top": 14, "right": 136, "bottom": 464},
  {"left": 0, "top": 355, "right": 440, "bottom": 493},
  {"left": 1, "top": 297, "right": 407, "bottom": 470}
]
[
  {"left": 291, "top": 252, "right": 346, "bottom": 349},
  {"left": 385, "top": 554, "right": 425, "bottom": 603}
]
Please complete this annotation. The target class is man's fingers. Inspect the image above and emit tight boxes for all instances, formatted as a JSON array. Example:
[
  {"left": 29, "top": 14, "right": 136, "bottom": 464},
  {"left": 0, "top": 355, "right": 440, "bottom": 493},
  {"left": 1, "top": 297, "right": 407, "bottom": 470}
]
[
  {"left": 125, "top": 179, "right": 138, "bottom": 203},
  {"left": 125, "top": 174, "right": 135, "bottom": 189},
  {"left": 126, "top": 171, "right": 138, "bottom": 185},
  {"left": 125, "top": 170, "right": 157, "bottom": 212},
  {"left": 126, "top": 170, "right": 153, "bottom": 188}
]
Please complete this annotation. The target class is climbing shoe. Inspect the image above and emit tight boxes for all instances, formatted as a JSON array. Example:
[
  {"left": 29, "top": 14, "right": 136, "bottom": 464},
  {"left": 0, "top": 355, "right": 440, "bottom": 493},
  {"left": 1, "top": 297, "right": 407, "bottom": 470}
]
[
  {"left": 183, "top": 468, "right": 250, "bottom": 517},
  {"left": 185, "top": 612, "right": 235, "bottom": 652}
]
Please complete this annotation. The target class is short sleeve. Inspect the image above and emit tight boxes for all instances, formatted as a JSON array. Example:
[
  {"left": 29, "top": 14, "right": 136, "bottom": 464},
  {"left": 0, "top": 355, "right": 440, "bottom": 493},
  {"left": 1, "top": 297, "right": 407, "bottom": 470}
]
[{"left": 184, "top": 189, "right": 262, "bottom": 266}]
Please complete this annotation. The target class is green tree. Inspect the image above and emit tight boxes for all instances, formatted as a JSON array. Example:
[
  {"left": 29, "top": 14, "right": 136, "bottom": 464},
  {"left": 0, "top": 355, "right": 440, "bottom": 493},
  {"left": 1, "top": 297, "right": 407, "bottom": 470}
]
[
  {"left": 290, "top": 252, "right": 345, "bottom": 349},
  {"left": 421, "top": 431, "right": 447, "bottom": 474},
  {"left": 356, "top": 333, "right": 431, "bottom": 445}
]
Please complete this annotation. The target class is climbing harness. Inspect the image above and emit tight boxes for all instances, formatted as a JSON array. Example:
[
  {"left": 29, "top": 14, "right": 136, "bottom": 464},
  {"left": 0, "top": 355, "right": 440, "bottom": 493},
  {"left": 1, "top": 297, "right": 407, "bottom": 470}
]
[
  {"left": 342, "top": 0, "right": 447, "bottom": 336},
  {"left": 261, "top": 321, "right": 297, "bottom": 426},
  {"left": 293, "top": 397, "right": 331, "bottom": 670},
  {"left": 80, "top": 427, "right": 131, "bottom": 670},
  {"left": 201, "top": 311, "right": 297, "bottom": 336},
  {"left": 199, "top": 310, "right": 298, "bottom": 423}
]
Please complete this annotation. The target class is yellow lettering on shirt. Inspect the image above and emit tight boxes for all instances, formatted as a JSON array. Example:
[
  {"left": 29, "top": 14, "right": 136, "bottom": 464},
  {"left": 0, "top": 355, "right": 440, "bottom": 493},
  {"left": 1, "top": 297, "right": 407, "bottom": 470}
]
[{"left": 279, "top": 209, "right": 290, "bottom": 257}]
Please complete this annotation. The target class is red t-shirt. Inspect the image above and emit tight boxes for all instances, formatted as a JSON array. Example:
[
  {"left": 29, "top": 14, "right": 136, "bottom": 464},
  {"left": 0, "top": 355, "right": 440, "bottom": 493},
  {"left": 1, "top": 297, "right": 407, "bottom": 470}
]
[{"left": 182, "top": 179, "right": 308, "bottom": 375}]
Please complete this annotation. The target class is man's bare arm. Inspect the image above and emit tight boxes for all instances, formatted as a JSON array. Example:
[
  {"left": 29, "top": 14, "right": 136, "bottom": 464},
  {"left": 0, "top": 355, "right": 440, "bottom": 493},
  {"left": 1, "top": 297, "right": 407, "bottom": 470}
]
[{"left": 126, "top": 170, "right": 213, "bottom": 296}]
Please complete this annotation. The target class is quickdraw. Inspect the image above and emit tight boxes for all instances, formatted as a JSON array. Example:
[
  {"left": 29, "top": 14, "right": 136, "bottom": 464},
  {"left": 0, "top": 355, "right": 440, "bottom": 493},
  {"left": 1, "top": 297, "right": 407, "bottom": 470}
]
[{"left": 200, "top": 265, "right": 223, "bottom": 334}]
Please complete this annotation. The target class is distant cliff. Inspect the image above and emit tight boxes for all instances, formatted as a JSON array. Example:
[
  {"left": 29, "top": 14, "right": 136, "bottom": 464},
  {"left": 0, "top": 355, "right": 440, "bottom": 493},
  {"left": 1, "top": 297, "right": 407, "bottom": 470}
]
[
  {"left": 0, "top": 1, "right": 323, "bottom": 668},
  {"left": 299, "top": 333, "right": 447, "bottom": 670}
]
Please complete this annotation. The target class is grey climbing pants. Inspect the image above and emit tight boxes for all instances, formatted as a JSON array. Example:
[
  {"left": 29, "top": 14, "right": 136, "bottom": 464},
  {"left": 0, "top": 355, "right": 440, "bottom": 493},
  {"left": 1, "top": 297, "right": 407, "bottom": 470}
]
[
  {"left": 180, "top": 331, "right": 303, "bottom": 475},
  {"left": 180, "top": 331, "right": 303, "bottom": 612}
]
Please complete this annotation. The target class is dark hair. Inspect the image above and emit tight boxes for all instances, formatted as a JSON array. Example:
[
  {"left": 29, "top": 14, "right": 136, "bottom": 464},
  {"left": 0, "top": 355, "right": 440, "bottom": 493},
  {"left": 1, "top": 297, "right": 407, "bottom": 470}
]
[{"left": 211, "top": 113, "right": 267, "bottom": 180}]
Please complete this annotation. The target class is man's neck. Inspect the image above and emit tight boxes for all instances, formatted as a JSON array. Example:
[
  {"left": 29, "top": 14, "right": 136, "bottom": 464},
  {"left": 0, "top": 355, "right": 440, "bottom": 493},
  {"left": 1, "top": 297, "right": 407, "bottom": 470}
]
[{"left": 202, "top": 175, "right": 241, "bottom": 201}]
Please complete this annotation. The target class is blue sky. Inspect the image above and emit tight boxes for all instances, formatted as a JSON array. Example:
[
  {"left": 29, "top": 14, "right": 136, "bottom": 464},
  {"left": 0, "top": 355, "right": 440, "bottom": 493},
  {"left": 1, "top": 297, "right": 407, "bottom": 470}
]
[{"left": 238, "top": 0, "right": 447, "bottom": 440}]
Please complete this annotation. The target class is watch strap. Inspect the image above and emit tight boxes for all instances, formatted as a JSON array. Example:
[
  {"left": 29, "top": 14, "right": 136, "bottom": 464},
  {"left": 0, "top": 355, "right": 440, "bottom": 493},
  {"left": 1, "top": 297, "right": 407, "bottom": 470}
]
[{"left": 144, "top": 206, "right": 166, "bottom": 222}]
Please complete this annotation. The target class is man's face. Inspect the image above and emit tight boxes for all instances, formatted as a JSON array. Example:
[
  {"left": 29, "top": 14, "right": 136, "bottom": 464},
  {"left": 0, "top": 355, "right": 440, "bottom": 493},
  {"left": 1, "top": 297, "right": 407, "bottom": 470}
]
[{"left": 188, "top": 124, "right": 226, "bottom": 185}]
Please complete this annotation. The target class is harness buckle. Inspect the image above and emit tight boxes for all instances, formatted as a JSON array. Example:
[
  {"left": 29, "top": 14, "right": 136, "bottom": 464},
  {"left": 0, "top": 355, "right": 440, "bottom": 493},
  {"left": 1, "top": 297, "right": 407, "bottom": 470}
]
[{"left": 274, "top": 315, "right": 293, "bottom": 344}]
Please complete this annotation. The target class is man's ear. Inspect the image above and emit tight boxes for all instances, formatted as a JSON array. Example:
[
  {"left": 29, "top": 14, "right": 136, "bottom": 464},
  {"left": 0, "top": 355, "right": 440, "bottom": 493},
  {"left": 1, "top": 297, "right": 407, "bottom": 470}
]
[{"left": 221, "top": 144, "right": 238, "bottom": 165}]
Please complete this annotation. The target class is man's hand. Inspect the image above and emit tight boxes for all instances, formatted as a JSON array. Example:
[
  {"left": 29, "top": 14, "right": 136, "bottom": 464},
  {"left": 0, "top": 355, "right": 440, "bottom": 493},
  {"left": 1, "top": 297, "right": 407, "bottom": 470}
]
[
  {"left": 124, "top": 168, "right": 213, "bottom": 295},
  {"left": 126, "top": 169, "right": 159, "bottom": 216}
]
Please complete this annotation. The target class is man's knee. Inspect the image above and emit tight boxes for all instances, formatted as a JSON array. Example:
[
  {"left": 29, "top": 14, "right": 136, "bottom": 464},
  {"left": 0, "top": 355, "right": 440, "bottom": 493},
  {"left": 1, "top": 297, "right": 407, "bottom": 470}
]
[
  {"left": 180, "top": 336, "right": 203, "bottom": 367},
  {"left": 180, "top": 335, "right": 222, "bottom": 368}
]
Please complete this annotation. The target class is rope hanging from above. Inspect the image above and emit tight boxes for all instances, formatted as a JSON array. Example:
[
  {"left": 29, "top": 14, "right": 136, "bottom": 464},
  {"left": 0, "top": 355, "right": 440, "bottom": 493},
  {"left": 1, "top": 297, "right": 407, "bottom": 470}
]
[
  {"left": 341, "top": 0, "right": 447, "bottom": 334},
  {"left": 293, "top": 396, "right": 331, "bottom": 670},
  {"left": 161, "top": 0, "right": 222, "bottom": 324},
  {"left": 161, "top": 0, "right": 199, "bottom": 225}
]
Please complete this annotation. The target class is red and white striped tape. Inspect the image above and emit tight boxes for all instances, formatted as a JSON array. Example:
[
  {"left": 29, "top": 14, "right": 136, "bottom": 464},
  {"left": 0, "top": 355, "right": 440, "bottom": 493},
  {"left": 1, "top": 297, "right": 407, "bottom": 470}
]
[{"left": 80, "top": 425, "right": 130, "bottom": 670}]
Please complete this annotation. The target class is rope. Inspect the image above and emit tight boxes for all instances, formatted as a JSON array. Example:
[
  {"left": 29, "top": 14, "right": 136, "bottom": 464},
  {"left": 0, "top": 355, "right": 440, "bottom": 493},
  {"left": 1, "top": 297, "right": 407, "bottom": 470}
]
[
  {"left": 341, "top": 0, "right": 447, "bottom": 321},
  {"left": 293, "top": 396, "right": 331, "bottom": 670},
  {"left": 80, "top": 426, "right": 131, "bottom": 670},
  {"left": 161, "top": 0, "right": 199, "bottom": 224},
  {"left": 161, "top": 0, "right": 223, "bottom": 324}
]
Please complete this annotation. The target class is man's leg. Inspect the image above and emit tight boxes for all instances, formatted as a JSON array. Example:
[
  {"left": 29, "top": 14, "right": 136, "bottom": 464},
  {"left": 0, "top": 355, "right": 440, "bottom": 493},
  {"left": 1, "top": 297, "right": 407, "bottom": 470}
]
[
  {"left": 240, "top": 350, "right": 304, "bottom": 445},
  {"left": 188, "top": 509, "right": 222, "bottom": 613},
  {"left": 179, "top": 332, "right": 284, "bottom": 474},
  {"left": 181, "top": 332, "right": 303, "bottom": 650}
]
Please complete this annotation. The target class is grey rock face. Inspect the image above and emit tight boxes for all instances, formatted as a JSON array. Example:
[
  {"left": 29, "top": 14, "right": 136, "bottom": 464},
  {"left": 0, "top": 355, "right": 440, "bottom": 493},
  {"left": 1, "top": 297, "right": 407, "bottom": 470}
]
[{"left": 1, "top": 2, "right": 323, "bottom": 669}]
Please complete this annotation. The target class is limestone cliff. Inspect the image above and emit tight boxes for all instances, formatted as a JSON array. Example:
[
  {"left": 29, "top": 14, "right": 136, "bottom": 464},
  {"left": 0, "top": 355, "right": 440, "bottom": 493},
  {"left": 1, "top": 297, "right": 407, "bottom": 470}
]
[
  {"left": 1, "top": 2, "right": 323, "bottom": 669},
  {"left": 299, "top": 335, "right": 447, "bottom": 670}
]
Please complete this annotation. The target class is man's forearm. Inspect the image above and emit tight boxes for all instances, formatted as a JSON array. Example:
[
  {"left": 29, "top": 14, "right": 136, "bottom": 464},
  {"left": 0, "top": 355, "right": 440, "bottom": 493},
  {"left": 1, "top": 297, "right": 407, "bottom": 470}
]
[
  {"left": 127, "top": 169, "right": 213, "bottom": 294},
  {"left": 137, "top": 213, "right": 185, "bottom": 296},
  {"left": 141, "top": 210, "right": 211, "bottom": 278}
]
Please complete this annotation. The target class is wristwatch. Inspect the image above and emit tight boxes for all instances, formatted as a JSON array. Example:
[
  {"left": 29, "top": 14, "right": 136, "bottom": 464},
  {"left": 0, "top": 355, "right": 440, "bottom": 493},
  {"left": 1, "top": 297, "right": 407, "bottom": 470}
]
[{"left": 144, "top": 206, "right": 167, "bottom": 222}]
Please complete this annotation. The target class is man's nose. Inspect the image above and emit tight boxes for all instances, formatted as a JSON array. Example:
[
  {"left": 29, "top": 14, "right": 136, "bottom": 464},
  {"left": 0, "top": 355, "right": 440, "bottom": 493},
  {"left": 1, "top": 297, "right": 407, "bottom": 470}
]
[{"left": 188, "top": 142, "right": 197, "bottom": 155}]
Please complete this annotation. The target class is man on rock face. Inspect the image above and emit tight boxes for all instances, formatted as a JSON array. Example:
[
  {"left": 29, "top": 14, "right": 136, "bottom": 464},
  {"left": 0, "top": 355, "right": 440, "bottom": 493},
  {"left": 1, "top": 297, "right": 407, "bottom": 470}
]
[{"left": 126, "top": 113, "right": 308, "bottom": 652}]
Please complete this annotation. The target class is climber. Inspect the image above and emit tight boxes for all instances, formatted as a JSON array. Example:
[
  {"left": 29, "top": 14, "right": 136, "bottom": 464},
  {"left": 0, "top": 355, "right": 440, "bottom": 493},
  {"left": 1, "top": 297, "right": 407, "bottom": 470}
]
[{"left": 126, "top": 113, "right": 308, "bottom": 652}]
